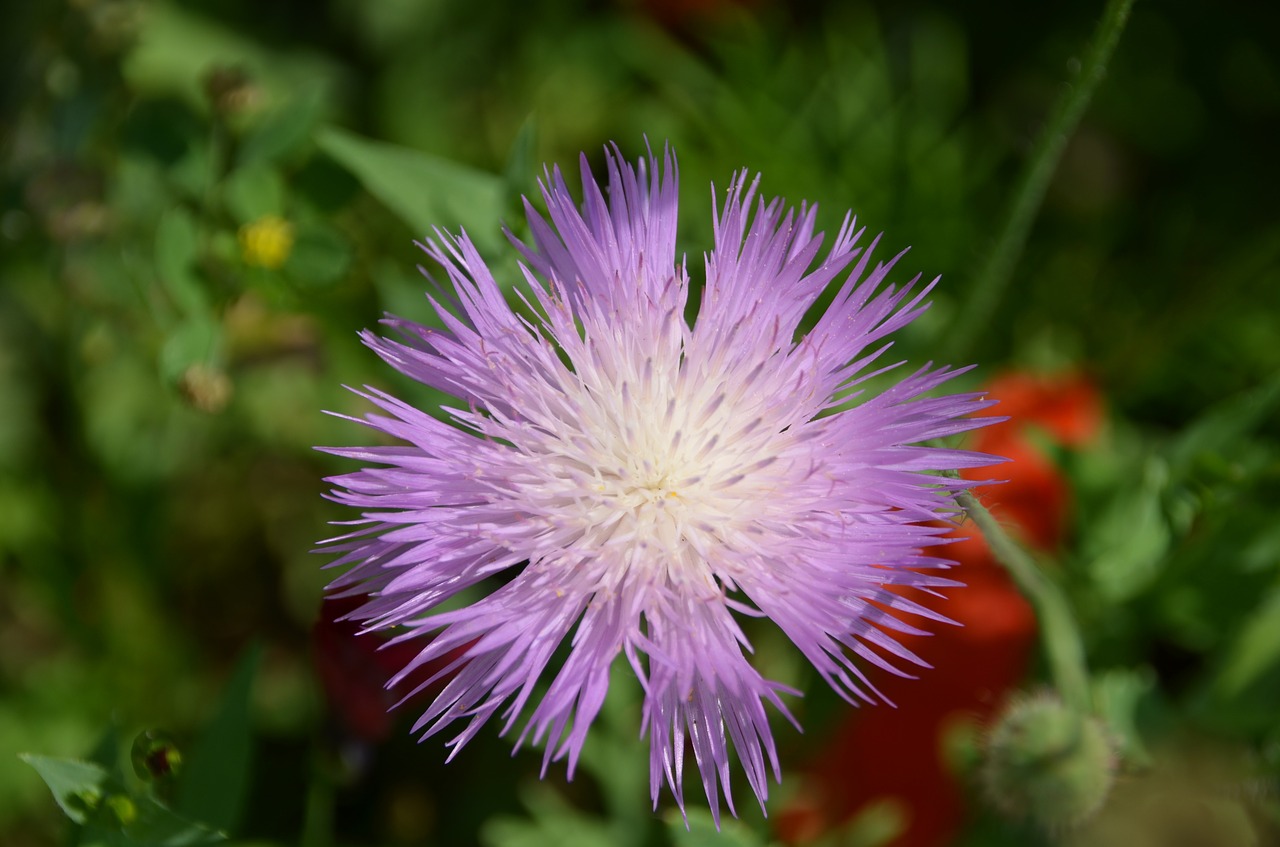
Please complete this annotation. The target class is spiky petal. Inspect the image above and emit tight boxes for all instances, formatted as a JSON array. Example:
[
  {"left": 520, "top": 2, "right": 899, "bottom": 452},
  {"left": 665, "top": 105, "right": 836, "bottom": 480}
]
[{"left": 320, "top": 143, "right": 1002, "bottom": 821}]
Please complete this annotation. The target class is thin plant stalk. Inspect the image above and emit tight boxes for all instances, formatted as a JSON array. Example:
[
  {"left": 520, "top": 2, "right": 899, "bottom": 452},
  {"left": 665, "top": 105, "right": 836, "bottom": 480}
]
[
  {"left": 946, "top": 0, "right": 1136, "bottom": 361},
  {"left": 958, "top": 490, "right": 1092, "bottom": 714}
]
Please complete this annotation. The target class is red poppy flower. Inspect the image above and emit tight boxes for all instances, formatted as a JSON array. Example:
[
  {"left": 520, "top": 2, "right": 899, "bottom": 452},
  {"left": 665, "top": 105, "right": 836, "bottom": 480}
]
[{"left": 777, "top": 371, "right": 1101, "bottom": 847}]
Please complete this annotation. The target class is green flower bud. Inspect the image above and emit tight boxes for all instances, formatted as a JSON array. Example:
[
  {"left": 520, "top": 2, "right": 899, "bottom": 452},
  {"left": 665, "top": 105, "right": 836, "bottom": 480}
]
[
  {"left": 131, "top": 730, "right": 182, "bottom": 781},
  {"left": 982, "top": 692, "right": 1117, "bottom": 829}
]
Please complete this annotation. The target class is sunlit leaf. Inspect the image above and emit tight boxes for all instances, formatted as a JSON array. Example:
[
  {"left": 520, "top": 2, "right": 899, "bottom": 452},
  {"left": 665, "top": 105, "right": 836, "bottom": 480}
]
[
  {"left": 19, "top": 754, "right": 110, "bottom": 825},
  {"left": 316, "top": 127, "right": 505, "bottom": 253}
]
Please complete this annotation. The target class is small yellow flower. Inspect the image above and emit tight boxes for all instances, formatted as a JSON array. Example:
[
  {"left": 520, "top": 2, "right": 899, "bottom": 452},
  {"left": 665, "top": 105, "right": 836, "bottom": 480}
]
[{"left": 238, "top": 215, "right": 294, "bottom": 269}]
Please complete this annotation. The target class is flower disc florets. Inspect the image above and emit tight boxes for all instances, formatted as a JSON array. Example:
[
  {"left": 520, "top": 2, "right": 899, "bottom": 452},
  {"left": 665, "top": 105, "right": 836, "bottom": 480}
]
[{"left": 321, "top": 143, "right": 1002, "bottom": 821}]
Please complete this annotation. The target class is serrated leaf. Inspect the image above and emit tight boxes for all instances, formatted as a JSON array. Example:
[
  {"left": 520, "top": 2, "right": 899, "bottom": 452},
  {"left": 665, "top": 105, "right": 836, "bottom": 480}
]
[
  {"left": 176, "top": 645, "right": 261, "bottom": 834},
  {"left": 316, "top": 127, "right": 504, "bottom": 252},
  {"left": 19, "top": 754, "right": 111, "bottom": 825}
]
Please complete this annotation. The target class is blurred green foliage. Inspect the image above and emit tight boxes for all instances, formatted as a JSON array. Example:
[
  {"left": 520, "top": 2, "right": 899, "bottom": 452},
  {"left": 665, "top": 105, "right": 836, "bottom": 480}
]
[{"left": 2, "top": 0, "right": 1279, "bottom": 845}]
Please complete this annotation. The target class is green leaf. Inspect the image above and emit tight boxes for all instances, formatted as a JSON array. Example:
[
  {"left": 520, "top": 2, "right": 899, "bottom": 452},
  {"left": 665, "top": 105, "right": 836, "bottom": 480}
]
[
  {"left": 575, "top": 665, "right": 648, "bottom": 842},
  {"left": 168, "top": 144, "right": 216, "bottom": 204},
  {"left": 1215, "top": 582, "right": 1280, "bottom": 697},
  {"left": 159, "top": 319, "right": 222, "bottom": 386},
  {"left": 19, "top": 754, "right": 111, "bottom": 825},
  {"left": 89, "top": 725, "right": 126, "bottom": 784},
  {"left": 222, "top": 165, "right": 285, "bottom": 225},
  {"left": 21, "top": 749, "right": 226, "bottom": 846},
  {"left": 665, "top": 808, "right": 772, "bottom": 847},
  {"left": 176, "top": 645, "right": 261, "bottom": 834},
  {"left": 814, "top": 799, "right": 908, "bottom": 847},
  {"left": 1167, "top": 369, "right": 1280, "bottom": 480},
  {"left": 316, "top": 127, "right": 505, "bottom": 252},
  {"left": 282, "top": 224, "right": 352, "bottom": 289},
  {"left": 155, "top": 208, "right": 208, "bottom": 317},
  {"left": 1085, "top": 456, "right": 1171, "bottom": 602},
  {"left": 480, "top": 784, "right": 616, "bottom": 847},
  {"left": 1091, "top": 668, "right": 1154, "bottom": 768},
  {"left": 503, "top": 118, "right": 539, "bottom": 204},
  {"left": 238, "top": 86, "right": 328, "bottom": 166},
  {"left": 372, "top": 259, "right": 435, "bottom": 326},
  {"left": 122, "top": 2, "right": 341, "bottom": 112},
  {"left": 121, "top": 793, "right": 227, "bottom": 846}
]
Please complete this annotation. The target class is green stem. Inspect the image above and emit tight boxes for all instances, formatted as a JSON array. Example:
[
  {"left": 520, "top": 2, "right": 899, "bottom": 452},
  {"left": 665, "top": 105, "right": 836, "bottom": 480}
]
[
  {"left": 945, "top": 0, "right": 1136, "bottom": 361},
  {"left": 957, "top": 490, "right": 1092, "bottom": 713},
  {"left": 300, "top": 745, "right": 336, "bottom": 847}
]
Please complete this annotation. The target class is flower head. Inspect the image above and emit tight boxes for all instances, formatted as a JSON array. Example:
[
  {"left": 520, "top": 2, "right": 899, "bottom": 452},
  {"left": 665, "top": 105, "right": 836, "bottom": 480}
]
[
  {"left": 321, "top": 143, "right": 1001, "bottom": 820},
  {"left": 239, "top": 214, "right": 293, "bottom": 269}
]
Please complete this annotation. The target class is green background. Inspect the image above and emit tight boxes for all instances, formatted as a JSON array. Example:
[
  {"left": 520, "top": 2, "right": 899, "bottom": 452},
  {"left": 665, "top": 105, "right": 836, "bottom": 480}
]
[{"left": 2, "top": 0, "right": 1278, "bottom": 844}]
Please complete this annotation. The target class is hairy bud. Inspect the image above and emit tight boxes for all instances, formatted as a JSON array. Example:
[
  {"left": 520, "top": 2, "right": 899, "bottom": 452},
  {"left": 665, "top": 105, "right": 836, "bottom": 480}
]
[{"left": 982, "top": 692, "right": 1117, "bottom": 828}]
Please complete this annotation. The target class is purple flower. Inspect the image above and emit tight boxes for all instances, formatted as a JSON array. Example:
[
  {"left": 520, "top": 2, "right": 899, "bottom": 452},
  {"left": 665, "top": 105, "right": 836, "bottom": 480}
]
[{"left": 321, "top": 144, "right": 1000, "bottom": 820}]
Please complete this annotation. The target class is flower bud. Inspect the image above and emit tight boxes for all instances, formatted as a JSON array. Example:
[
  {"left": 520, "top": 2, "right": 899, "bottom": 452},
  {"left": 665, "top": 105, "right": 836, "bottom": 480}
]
[
  {"left": 982, "top": 693, "right": 1116, "bottom": 828},
  {"left": 178, "top": 363, "right": 233, "bottom": 414},
  {"left": 203, "top": 65, "right": 264, "bottom": 119},
  {"left": 131, "top": 730, "right": 182, "bottom": 781}
]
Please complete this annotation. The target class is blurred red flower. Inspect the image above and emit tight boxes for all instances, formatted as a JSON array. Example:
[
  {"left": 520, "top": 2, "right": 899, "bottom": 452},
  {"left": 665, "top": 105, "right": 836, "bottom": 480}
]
[
  {"left": 312, "top": 595, "right": 468, "bottom": 744},
  {"left": 976, "top": 372, "right": 1103, "bottom": 450},
  {"left": 777, "top": 371, "right": 1102, "bottom": 847}
]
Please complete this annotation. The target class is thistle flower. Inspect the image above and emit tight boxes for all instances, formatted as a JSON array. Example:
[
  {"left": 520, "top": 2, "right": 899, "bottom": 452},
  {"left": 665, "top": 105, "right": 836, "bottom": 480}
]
[{"left": 321, "top": 144, "right": 1001, "bottom": 820}]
